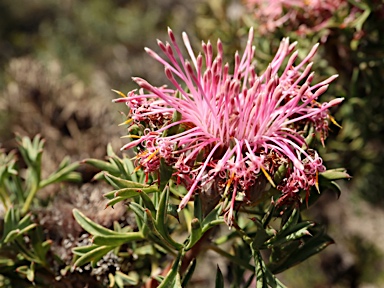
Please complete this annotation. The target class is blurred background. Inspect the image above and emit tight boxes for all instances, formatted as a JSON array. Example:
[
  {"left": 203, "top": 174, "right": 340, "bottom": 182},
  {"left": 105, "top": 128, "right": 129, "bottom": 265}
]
[{"left": 1, "top": 0, "right": 384, "bottom": 287}]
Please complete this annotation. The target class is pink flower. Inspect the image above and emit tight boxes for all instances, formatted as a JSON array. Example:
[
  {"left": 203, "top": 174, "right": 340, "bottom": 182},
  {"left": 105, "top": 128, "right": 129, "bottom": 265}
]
[
  {"left": 114, "top": 28, "right": 343, "bottom": 225},
  {"left": 247, "top": 0, "right": 353, "bottom": 35}
]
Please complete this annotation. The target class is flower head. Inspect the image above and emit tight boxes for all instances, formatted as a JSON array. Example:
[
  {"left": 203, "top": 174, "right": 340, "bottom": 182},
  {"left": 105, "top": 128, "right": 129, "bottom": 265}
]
[
  {"left": 246, "top": 0, "right": 357, "bottom": 35},
  {"left": 114, "top": 28, "right": 343, "bottom": 225}
]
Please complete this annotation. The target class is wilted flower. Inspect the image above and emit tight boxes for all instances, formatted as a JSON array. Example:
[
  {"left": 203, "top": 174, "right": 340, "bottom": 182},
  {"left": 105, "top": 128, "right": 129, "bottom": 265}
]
[{"left": 114, "top": 28, "right": 343, "bottom": 225}]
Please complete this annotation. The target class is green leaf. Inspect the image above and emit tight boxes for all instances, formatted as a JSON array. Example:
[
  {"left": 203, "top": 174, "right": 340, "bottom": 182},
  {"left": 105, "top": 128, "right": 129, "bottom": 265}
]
[
  {"left": 40, "top": 161, "right": 81, "bottom": 188},
  {"left": 128, "top": 201, "right": 145, "bottom": 220},
  {"left": 185, "top": 218, "right": 202, "bottom": 251},
  {"left": 16, "top": 265, "right": 29, "bottom": 278},
  {"left": 73, "top": 209, "right": 121, "bottom": 237},
  {"left": 81, "top": 158, "right": 120, "bottom": 175},
  {"left": 123, "top": 157, "right": 139, "bottom": 182},
  {"left": 251, "top": 218, "right": 273, "bottom": 250},
  {"left": 72, "top": 245, "right": 100, "bottom": 256},
  {"left": 131, "top": 244, "right": 156, "bottom": 256},
  {"left": 273, "top": 164, "right": 287, "bottom": 185},
  {"left": 104, "top": 173, "right": 150, "bottom": 190},
  {"left": 109, "top": 155, "right": 129, "bottom": 178},
  {"left": 167, "top": 203, "right": 180, "bottom": 222},
  {"left": 159, "top": 158, "right": 173, "bottom": 191},
  {"left": 113, "top": 186, "right": 158, "bottom": 199},
  {"left": 1, "top": 209, "right": 16, "bottom": 243},
  {"left": 328, "top": 181, "right": 342, "bottom": 198},
  {"left": 8, "top": 174, "right": 25, "bottom": 204},
  {"left": 158, "top": 251, "right": 183, "bottom": 288},
  {"left": 215, "top": 265, "right": 224, "bottom": 288},
  {"left": 181, "top": 259, "right": 196, "bottom": 287},
  {"left": 3, "top": 230, "right": 20, "bottom": 244},
  {"left": 319, "top": 169, "right": 350, "bottom": 181},
  {"left": 30, "top": 226, "right": 51, "bottom": 263},
  {"left": 280, "top": 209, "right": 299, "bottom": 231},
  {"left": 92, "top": 232, "right": 144, "bottom": 246},
  {"left": 194, "top": 193, "right": 203, "bottom": 222},
  {"left": 164, "top": 109, "right": 182, "bottom": 136},
  {"left": 3, "top": 224, "right": 37, "bottom": 244},
  {"left": 11, "top": 238, "right": 39, "bottom": 263},
  {"left": 266, "top": 221, "right": 314, "bottom": 247},
  {"left": 252, "top": 250, "right": 286, "bottom": 288},
  {"left": 269, "top": 228, "right": 334, "bottom": 274},
  {"left": 27, "top": 262, "right": 35, "bottom": 282},
  {"left": 105, "top": 196, "right": 126, "bottom": 208},
  {"left": 106, "top": 143, "right": 116, "bottom": 157},
  {"left": 143, "top": 208, "right": 169, "bottom": 245},
  {"left": 155, "top": 186, "right": 183, "bottom": 250},
  {"left": 114, "top": 271, "right": 139, "bottom": 287},
  {"left": 201, "top": 204, "right": 224, "bottom": 233},
  {"left": 262, "top": 203, "right": 276, "bottom": 228},
  {"left": 0, "top": 257, "right": 15, "bottom": 267},
  {"left": 269, "top": 241, "right": 300, "bottom": 268},
  {"left": 138, "top": 190, "right": 156, "bottom": 215},
  {"left": 0, "top": 209, "right": 36, "bottom": 245},
  {"left": 73, "top": 245, "right": 114, "bottom": 268},
  {"left": 16, "top": 134, "right": 44, "bottom": 170}
]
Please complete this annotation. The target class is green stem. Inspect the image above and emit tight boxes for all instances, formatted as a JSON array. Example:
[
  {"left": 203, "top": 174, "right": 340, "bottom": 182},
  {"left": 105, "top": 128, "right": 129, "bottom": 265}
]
[{"left": 21, "top": 181, "right": 39, "bottom": 215}]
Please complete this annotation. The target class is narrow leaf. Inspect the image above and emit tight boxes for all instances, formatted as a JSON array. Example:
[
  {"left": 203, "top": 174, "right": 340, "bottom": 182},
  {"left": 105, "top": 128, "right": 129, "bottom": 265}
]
[
  {"left": 114, "top": 186, "right": 158, "bottom": 198},
  {"left": 138, "top": 190, "right": 156, "bottom": 215},
  {"left": 114, "top": 271, "right": 139, "bottom": 286},
  {"left": 81, "top": 158, "right": 120, "bottom": 175},
  {"left": 159, "top": 158, "right": 173, "bottom": 191},
  {"left": 72, "top": 244, "right": 99, "bottom": 256},
  {"left": 92, "top": 232, "right": 144, "bottom": 246},
  {"left": 319, "top": 169, "right": 350, "bottom": 181},
  {"left": 40, "top": 162, "right": 81, "bottom": 188},
  {"left": 74, "top": 245, "right": 114, "bottom": 268},
  {"left": 270, "top": 233, "right": 334, "bottom": 274},
  {"left": 104, "top": 173, "right": 149, "bottom": 190},
  {"left": 155, "top": 186, "right": 183, "bottom": 250},
  {"left": 185, "top": 218, "right": 202, "bottom": 250},
  {"left": 4, "top": 224, "right": 37, "bottom": 244},
  {"left": 73, "top": 209, "right": 121, "bottom": 237},
  {"left": 215, "top": 265, "right": 224, "bottom": 288},
  {"left": 158, "top": 251, "right": 183, "bottom": 288},
  {"left": 181, "top": 259, "right": 196, "bottom": 287}
]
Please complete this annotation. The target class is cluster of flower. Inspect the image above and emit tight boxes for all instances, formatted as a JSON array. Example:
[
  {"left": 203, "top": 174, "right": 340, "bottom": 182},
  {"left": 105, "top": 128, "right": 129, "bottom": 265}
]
[
  {"left": 114, "top": 28, "right": 343, "bottom": 225},
  {"left": 247, "top": 0, "right": 359, "bottom": 35}
]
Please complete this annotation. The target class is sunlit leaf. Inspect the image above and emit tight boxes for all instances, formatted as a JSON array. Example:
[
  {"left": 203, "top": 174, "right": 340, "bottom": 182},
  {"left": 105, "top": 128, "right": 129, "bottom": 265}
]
[
  {"left": 73, "top": 245, "right": 114, "bottom": 268},
  {"left": 73, "top": 209, "right": 122, "bottom": 237},
  {"left": 92, "top": 232, "right": 144, "bottom": 246}
]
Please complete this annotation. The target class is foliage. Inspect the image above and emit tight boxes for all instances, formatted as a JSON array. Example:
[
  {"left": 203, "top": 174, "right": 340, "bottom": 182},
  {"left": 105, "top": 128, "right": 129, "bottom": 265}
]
[
  {"left": 0, "top": 135, "right": 81, "bottom": 286},
  {"left": 72, "top": 142, "right": 349, "bottom": 287},
  {"left": 1, "top": 128, "right": 346, "bottom": 287}
]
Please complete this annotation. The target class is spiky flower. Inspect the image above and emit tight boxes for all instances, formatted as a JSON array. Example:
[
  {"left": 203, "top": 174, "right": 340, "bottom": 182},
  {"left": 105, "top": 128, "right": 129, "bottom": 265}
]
[
  {"left": 114, "top": 28, "right": 343, "bottom": 225},
  {"left": 246, "top": 0, "right": 357, "bottom": 35}
]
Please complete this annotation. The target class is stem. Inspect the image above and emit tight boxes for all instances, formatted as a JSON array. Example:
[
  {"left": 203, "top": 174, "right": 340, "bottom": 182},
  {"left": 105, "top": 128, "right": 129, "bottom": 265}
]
[
  {"left": 21, "top": 180, "right": 39, "bottom": 215},
  {"left": 180, "top": 229, "right": 213, "bottom": 274}
]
